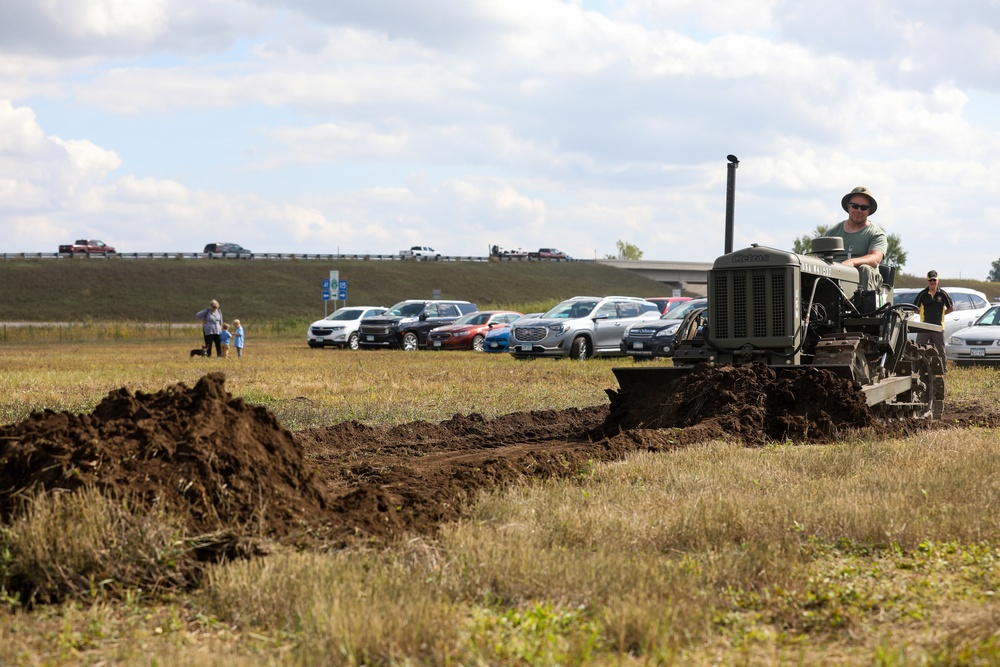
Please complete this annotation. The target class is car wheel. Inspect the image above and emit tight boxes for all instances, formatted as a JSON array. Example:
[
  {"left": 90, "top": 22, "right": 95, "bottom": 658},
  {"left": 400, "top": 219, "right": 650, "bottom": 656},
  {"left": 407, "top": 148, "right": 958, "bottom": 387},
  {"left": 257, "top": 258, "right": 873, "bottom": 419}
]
[
  {"left": 402, "top": 331, "right": 420, "bottom": 351},
  {"left": 472, "top": 335, "right": 485, "bottom": 352},
  {"left": 348, "top": 332, "right": 360, "bottom": 350},
  {"left": 570, "top": 336, "right": 590, "bottom": 360}
]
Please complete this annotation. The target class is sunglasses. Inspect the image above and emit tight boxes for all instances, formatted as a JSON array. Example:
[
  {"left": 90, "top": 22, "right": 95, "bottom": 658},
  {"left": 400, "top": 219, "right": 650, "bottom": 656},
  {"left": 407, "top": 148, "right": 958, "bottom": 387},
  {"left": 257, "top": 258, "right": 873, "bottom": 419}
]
[
  {"left": 928, "top": 279, "right": 938, "bottom": 282},
  {"left": 848, "top": 203, "right": 871, "bottom": 211}
]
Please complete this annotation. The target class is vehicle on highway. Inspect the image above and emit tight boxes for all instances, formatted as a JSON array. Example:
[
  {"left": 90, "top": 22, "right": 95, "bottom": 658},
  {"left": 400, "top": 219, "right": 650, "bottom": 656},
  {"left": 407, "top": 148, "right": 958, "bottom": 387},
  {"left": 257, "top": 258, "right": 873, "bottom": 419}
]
[
  {"left": 204, "top": 243, "right": 253, "bottom": 259},
  {"left": 426, "top": 310, "right": 523, "bottom": 351},
  {"left": 490, "top": 245, "right": 529, "bottom": 260},
  {"left": 398, "top": 246, "right": 441, "bottom": 260},
  {"left": 483, "top": 312, "right": 543, "bottom": 353},
  {"left": 528, "top": 248, "right": 571, "bottom": 260},
  {"left": 620, "top": 298, "right": 708, "bottom": 360},
  {"left": 894, "top": 287, "right": 991, "bottom": 340},
  {"left": 58, "top": 239, "right": 116, "bottom": 255},
  {"left": 508, "top": 296, "right": 660, "bottom": 360},
  {"left": 307, "top": 306, "right": 387, "bottom": 349},
  {"left": 946, "top": 305, "right": 1000, "bottom": 366},
  {"left": 358, "top": 300, "right": 477, "bottom": 350}
]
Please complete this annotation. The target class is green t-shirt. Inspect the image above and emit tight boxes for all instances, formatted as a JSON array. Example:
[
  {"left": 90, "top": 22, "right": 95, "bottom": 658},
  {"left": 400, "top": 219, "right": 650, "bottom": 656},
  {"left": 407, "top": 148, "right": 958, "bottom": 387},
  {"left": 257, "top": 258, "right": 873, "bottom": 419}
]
[{"left": 824, "top": 221, "right": 888, "bottom": 262}]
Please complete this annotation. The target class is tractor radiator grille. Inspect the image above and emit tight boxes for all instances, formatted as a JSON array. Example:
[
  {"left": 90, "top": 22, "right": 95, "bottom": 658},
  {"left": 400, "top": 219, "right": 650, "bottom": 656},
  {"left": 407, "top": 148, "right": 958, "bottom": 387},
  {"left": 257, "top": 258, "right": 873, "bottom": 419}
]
[{"left": 712, "top": 267, "right": 790, "bottom": 340}]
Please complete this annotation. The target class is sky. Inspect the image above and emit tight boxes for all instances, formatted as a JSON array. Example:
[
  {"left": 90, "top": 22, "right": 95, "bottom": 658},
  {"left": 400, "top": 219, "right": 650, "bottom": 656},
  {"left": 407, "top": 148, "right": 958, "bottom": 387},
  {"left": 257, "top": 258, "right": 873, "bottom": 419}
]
[{"left": 2, "top": 0, "right": 999, "bottom": 279}]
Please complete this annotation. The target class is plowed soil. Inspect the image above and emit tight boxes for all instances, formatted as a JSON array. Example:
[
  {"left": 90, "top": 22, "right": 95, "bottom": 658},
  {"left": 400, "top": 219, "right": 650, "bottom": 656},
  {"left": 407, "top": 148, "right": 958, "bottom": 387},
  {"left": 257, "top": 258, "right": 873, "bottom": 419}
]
[{"left": 1, "top": 368, "right": 997, "bottom": 551}]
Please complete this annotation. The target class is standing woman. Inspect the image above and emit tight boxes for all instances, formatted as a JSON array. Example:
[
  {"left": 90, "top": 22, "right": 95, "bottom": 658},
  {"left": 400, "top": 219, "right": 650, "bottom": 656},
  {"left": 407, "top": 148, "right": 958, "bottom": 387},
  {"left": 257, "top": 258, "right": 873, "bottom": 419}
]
[{"left": 196, "top": 299, "right": 224, "bottom": 357}]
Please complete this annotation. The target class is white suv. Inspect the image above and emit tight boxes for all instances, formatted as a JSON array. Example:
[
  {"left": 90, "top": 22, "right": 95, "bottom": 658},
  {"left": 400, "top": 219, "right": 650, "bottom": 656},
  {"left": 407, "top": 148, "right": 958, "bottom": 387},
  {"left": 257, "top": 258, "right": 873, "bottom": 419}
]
[
  {"left": 894, "top": 287, "right": 991, "bottom": 339},
  {"left": 307, "top": 306, "right": 387, "bottom": 349},
  {"left": 509, "top": 296, "right": 661, "bottom": 360}
]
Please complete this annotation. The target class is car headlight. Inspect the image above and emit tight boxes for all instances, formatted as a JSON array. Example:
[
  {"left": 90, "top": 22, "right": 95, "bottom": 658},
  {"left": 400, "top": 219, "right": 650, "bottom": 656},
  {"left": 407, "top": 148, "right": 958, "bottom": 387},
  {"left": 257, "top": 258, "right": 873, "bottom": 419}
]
[
  {"left": 948, "top": 336, "right": 964, "bottom": 345},
  {"left": 653, "top": 324, "right": 680, "bottom": 339},
  {"left": 453, "top": 330, "right": 470, "bottom": 337},
  {"left": 330, "top": 325, "right": 345, "bottom": 331},
  {"left": 548, "top": 323, "right": 567, "bottom": 334}
]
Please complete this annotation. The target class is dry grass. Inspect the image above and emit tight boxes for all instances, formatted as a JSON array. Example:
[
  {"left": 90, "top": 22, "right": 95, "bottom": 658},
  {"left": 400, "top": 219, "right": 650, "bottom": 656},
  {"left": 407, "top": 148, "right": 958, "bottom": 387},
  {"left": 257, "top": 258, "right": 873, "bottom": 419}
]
[{"left": 2, "top": 336, "right": 1000, "bottom": 665}]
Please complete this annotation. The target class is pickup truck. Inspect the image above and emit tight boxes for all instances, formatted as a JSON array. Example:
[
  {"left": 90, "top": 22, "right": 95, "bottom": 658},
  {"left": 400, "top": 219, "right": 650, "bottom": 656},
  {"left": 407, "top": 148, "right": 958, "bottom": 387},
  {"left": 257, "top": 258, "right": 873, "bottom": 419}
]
[
  {"left": 528, "top": 248, "right": 570, "bottom": 260},
  {"left": 398, "top": 246, "right": 441, "bottom": 260},
  {"left": 58, "top": 239, "right": 116, "bottom": 255}
]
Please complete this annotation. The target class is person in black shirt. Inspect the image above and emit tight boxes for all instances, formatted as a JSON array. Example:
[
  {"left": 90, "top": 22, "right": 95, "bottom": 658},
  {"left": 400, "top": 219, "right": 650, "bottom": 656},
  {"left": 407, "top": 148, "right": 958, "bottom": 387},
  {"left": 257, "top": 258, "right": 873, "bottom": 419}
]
[{"left": 914, "top": 270, "right": 953, "bottom": 368}]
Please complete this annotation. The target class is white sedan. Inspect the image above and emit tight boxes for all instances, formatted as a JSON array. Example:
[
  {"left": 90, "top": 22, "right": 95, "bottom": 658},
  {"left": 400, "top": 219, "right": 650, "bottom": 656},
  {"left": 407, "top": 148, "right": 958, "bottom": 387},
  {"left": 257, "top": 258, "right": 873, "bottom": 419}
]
[{"left": 946, "top": 305, "right": 1000, "bottom": 366}]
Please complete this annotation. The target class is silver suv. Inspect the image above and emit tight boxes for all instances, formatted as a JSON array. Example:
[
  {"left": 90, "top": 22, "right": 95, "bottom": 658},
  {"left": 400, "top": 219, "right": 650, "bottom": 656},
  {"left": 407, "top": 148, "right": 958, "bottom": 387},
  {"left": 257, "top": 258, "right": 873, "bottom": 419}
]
[{"left": 509, "top": 296, "right": 661, "bottom": 360}]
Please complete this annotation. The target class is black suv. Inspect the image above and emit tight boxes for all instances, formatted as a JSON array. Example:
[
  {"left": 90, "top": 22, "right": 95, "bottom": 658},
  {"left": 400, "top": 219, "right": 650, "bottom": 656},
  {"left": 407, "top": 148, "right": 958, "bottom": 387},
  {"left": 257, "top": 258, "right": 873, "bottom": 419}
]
[
  {"left": 358, "top": 300, "right": 478, "bottom": 350},
  {"left": 204, "top": 242, "right": 253, "bottom": 258},
  {"left": 620, "top": 298, "right": 708, "bottom": 360}
]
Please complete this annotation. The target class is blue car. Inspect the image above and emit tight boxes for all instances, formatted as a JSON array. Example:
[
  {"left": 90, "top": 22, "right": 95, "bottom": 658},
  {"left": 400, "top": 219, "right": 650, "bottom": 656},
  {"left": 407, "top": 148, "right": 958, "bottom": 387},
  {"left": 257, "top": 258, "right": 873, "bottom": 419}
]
[{"left": 483, "top": 312, "right": 542, "bottom": 353}]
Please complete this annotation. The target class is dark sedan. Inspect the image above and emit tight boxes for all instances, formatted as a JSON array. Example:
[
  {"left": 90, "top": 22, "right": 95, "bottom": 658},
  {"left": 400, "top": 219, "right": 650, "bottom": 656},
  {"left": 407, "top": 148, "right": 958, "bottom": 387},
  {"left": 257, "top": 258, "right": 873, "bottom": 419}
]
[{"left": 620, "top": 298, "right": 707, "bottom": 360}]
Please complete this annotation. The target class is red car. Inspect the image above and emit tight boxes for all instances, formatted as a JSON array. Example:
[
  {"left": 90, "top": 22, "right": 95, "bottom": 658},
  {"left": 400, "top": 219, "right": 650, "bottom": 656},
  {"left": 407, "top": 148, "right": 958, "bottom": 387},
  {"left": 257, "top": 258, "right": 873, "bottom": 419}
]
[
  {"left": 646, "top": 296, "right": 692, "bottom": 314},
  {"left": 427, "top": 310, "right": 523, "bottom": 351}
]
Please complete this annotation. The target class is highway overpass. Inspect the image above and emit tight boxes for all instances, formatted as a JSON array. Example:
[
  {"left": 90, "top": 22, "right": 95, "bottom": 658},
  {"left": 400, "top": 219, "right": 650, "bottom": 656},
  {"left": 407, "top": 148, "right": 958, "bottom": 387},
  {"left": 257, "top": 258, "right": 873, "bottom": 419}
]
[{"left": 597, "top": 259, "right": 712, "bottom": 296}]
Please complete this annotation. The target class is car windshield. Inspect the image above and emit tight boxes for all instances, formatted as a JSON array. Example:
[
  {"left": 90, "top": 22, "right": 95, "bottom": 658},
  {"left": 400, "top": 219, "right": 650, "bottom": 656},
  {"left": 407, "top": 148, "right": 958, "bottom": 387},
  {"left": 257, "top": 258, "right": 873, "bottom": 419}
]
[
  {"left": 893, "top": 291, "right": 920, "bottom": 306},
  {"left": 326, "top": 308, "right": 366, "bottom": 321},
  {"left": 454, "top": 312, "right": 492, "bottom": 326},
  {"left": 974, "top": 306, "right": 1000, "bottom": 326},
  {"left": 543, "top": 300, "right": 599, "bottom": 319},
  {"left": 387, "top": 302, "right": 426, "bottom": 317},
  {"left": 661, "top": 300, "right": 706, "bottom": 320}
]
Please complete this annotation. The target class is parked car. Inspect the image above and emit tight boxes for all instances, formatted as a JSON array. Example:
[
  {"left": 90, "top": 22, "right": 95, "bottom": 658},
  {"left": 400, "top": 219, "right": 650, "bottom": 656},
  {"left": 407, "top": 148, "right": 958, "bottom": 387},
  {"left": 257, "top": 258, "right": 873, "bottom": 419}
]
[
  {"left": 483, "top": 312, "right": 543, "bottom": 353},
  {"left": 358, "top": 300, "right": 477, "bottom": 350},
  {"left": 620, "top": 298, "right": 708, "bottom": 360},
  {"left": 894, "top": 287, "right": 991, "bottom": 340},
  {"left": 508, "top": 296, "right": 660, "bottom": 360},
  {"left": 398, "top": 246, "right": 441, "bottom": 260},
  {"left": 204, "top": 242, "right": 253, "bottom": 258},
  {"left": 307, "top": 306, "right": 387, "bottom": 349},
  {"left": 426, "top": 310, "right": 523, "bottom": 351},
  {"left": 946, "top": 305, "right": 1000, "bottom": 366},
  {"left": 646, "top": 296, "right": 692, "bottom": 314}
]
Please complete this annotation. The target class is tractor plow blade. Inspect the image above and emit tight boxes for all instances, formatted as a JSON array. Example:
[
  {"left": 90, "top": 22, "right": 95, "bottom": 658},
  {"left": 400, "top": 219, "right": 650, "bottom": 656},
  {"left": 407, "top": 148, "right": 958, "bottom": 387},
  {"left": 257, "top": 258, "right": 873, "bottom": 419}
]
[{"left": 611, "top": 366, "right": 694, "bottom": 395}]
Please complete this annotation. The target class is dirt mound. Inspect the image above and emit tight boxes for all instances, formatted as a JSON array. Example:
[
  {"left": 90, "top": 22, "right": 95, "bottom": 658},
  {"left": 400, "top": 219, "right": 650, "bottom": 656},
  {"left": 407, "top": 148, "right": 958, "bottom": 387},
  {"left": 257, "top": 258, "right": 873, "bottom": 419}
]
[
  {"left": 0, "top": 373, "right": 328, "bottom": 540},
  {"left": 601, "top": 363, "right": 875, "bottom": 444},
  {"left": 1, "top": 371, "right": 997, "bottom": 554}
]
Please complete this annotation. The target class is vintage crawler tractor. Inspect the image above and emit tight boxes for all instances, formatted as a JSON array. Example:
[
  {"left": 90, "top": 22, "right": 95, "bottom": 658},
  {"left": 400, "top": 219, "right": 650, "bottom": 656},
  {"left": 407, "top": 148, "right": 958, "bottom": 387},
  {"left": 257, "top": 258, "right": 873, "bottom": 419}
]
[{"left": 612, "top": 236, "right": 946, "bottom": 420}]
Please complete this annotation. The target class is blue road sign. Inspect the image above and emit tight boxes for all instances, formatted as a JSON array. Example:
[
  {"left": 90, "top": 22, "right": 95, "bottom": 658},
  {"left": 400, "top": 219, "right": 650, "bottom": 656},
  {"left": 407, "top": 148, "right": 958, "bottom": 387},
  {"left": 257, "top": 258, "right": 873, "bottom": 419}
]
[
  {"left": 322, "top": 290, "right": 331, "bottom": 301},
  {"left": 322, "top": 278, "right": 330, "bottom": 289}
]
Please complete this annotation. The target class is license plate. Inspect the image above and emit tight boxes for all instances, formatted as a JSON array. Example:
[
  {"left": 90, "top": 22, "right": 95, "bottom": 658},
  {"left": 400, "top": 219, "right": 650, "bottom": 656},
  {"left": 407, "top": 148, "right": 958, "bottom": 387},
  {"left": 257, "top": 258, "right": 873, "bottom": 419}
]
[
  {"left": 366, "top": 335, "right": 374, "bottom": 341},
  {"left": 632, "top": 342, "right": 644, "bottom": 350},
  {"left": 522, "top": 343, "right": 533, "bottom": 351},
  {"left": 489, "top": 342, "right": 498, "bottom": 348},
  {"left": 433, "top": 341, "right": 441, "bottom": 347},
  {"left": 971, "top": 348, "right": 986, "bottom": 357}
]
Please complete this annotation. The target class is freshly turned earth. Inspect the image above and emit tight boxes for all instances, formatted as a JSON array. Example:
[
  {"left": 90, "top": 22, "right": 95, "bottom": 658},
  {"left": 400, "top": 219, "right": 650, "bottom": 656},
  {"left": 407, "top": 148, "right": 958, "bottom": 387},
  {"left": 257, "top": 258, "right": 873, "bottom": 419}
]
[{"left": 0, "top": 369, "right": 995, "bottom": 550}]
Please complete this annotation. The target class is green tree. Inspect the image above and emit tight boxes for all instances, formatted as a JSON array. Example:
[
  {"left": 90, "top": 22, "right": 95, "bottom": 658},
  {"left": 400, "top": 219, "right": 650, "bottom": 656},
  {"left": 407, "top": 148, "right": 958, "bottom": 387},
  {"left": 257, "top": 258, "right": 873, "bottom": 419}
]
[
  {"left": 792, "top": 225, "right": 907, "bottom": 268},
  {"left": 988, "top": 258, "right": 1000, "bottom": 282},
  {"left": 605, "top": 240, "right": 644, "bottom": 261}
]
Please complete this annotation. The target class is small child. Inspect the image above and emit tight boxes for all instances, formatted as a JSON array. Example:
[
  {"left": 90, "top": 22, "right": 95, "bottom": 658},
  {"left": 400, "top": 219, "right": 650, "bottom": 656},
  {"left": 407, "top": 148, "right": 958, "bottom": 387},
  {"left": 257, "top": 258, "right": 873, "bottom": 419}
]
[
  {"left": 219, "top": 323, "right": 232, "bottom": 358},
  {"left": 232, "top": 319, "right": 244, "bottom": 358}
]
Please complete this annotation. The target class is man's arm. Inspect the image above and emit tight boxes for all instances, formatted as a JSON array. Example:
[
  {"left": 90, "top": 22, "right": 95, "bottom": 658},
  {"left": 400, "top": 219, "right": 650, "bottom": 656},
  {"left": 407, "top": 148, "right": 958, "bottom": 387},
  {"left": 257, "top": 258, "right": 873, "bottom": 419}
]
[
  {"left": 941, "top": 290, "right": 954, "bottom": 315},
  {"left": 840, "top": 249, "right": 885, "bottom": 269}
]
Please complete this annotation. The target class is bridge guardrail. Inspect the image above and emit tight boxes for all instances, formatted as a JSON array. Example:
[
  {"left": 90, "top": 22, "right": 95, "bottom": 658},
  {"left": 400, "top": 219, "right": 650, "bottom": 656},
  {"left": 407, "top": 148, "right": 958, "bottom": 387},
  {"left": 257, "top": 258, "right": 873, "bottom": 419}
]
[{"left": 3, "top": 252, "right": 584, "bottom": 262}]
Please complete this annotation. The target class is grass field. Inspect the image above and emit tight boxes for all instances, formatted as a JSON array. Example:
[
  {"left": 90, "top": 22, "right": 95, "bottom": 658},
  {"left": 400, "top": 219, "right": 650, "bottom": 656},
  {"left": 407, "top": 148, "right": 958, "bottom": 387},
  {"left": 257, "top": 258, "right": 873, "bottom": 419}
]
[
  {"left": 2, "top": 335, "right": 1000, "bottom": 665},
  {"left": 2, "top": 257, "right": 998, "bottom": 326},
  {"left": 0, "top": 258, "right": 685, "bottom": 325}
]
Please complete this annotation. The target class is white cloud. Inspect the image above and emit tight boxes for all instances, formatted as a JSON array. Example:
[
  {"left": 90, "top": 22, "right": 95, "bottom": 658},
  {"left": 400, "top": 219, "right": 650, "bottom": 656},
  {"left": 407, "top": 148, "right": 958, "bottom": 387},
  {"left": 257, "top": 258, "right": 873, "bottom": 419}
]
[{"left": 1, "top": 0, "right": 1000, "bottom": 279}]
